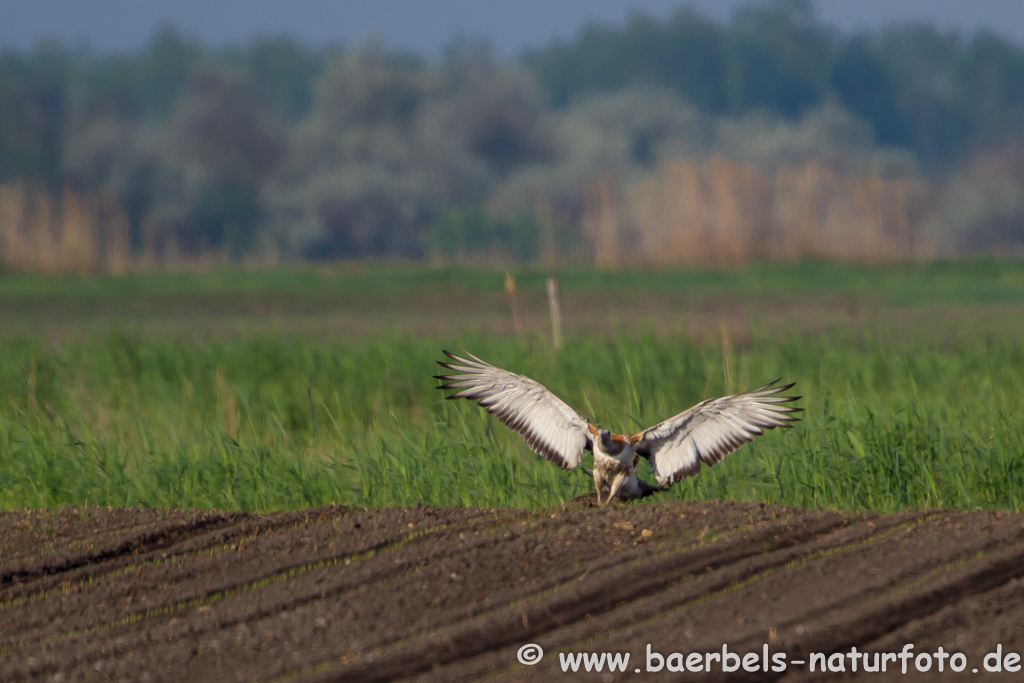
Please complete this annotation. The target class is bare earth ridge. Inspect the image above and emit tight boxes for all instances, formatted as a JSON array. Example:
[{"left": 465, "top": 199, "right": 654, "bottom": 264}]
[{"left": 2, "top": 501, "right": 1023, "bottom": 681}]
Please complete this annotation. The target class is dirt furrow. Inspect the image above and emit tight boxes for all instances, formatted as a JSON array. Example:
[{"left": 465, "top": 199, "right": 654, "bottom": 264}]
[
  {"left": 295, "top": 509, "right": 856, "bottom": 683},
  {"left": 395, "top": 511, "right": 927, "bottom": 683},
  {"left": 5, "top": 504, "right": 1024, "bottom": 683},
  {"left": 555, "top": 510, "right": 1024, "bottom": 683},
  {"left": 0, "top": 507, "right": 209, "bottom": 564},
  {"left": 838, "top": 574, "right": 1024, "bottom": 681},
  {"left": 0, "top": 510, "right": 244, "bottom": 588},
  {"left": 0, "top": 506, "right": 495, "bottom": 652},
  {"left": 0, "top": 506, "right": 360, "bottom": 639},
  {"left": 2, "top": 513, "right": 262, "bottom": 608},
  {"left": 3, "top": 504, "right": 716, "bottom": 681},
  {"left": 773, "top": 535, "right": 1024, "bottom": 682},
  {"left": 1, "top": 502, "right": 773, "bottom": 682}
]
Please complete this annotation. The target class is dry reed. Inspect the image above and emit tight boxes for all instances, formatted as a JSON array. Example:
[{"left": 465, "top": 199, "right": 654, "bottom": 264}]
[
  {"left": 585, "top": 158, "right": 932, "bottom": 266},
  {"left": 0, "top": 183, "right": 131, "bottom": 274}
]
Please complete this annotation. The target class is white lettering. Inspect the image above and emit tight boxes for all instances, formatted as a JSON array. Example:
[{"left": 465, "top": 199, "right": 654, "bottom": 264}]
[
  {"left": 898, "top": 643, "right": 915, "bottom": 674},
  {"left": 646, "top": 644, "right": 664, "bottom": 672},
  {"left": 722, "top": 644, "right": 740, "bottom": 672},
  {"left": 985, "top": 644, "right": 1003, "bottom": 672}
]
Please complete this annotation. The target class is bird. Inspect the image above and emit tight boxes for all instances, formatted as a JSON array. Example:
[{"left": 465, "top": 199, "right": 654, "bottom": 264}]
[{"left": 435, "top": 349, "right": 801, "bottom": 504}]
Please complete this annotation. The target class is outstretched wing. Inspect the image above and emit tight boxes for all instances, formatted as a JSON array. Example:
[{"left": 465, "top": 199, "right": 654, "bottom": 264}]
[
  {"left": 636, "top": 380, "right": 801, "bottom": 486},
  {"left": 435, "top": 350, "right": 593, "bottom": 469}
]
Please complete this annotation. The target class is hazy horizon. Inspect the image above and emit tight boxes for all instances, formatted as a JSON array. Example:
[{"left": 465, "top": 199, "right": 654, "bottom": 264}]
[{"left": 4, "top": 0, "right": 1024, "bottom": 59}]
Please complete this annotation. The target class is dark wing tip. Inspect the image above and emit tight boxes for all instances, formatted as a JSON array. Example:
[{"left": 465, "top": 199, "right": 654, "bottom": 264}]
[
  {"left": 441, "top": 349, "right": 466, "bottom": 363},
  {"left": 756, "top": 379, "right": 798, "bottom": 394}
]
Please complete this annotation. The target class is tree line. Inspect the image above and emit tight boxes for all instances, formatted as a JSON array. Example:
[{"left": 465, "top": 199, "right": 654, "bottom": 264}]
[{"left": 1, "top": 0, "right": 1023, "bottom": 266}]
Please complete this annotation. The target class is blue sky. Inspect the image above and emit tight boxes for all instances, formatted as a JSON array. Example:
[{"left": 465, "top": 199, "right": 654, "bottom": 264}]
[{"left": 3, "top": 0, "right": 1023, "bottom": 58}]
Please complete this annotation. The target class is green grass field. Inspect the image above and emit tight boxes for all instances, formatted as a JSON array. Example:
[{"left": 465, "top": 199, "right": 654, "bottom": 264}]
[{"left": 2, "top": 261, "right": 1024, "bottom": 513}]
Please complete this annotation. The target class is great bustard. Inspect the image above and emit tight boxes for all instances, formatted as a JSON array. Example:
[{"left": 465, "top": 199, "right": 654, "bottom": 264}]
[{"left": 435, "top": 350, "right": 801, "bottom": 504}]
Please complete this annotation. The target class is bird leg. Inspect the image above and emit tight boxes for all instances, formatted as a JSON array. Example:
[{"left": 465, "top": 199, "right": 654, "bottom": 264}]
[
  {"left": 605, "top": 471, "right": 628, "bottom": 505},
  {"left": 592, "top": 468, "right": 605, "bottom": 505}
]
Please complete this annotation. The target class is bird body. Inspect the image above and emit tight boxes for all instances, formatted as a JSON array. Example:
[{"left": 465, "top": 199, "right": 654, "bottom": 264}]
[
  {"left": 590, "top": 429, "right": 638, "bottom": 504},
  {"left": 435, "top": 350, "right": 801, "bottom": 504},
  {"left": 584, "top": 428, "right": 665, "bottom": 503}
]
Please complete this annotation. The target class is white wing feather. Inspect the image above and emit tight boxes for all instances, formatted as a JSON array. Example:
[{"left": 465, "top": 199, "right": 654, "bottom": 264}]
[
  {"left": 435, "top": 350, "right": 592, "bottom": 469},
  {"left": 638, "top": 380, "right": 801, "bottom": 486}
]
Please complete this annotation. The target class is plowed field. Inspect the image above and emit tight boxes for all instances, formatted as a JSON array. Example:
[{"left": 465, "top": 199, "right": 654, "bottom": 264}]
[{"left": 3, "top": 501, "right": 1024, "bottom": 682}]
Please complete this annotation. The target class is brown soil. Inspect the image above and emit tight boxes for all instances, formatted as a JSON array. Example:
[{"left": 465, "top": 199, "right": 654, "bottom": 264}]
[
  {"left": 2, "top": 502, "right": 1023, "bottom": 682},
  {"left": 7, "top": 286, "right": 1024, "bottom": 347}
]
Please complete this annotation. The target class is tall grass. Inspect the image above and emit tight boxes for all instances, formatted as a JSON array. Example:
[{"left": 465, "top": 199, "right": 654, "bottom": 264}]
[{"left": 1, "top": 330, "right": 1022, "bottom": 513}]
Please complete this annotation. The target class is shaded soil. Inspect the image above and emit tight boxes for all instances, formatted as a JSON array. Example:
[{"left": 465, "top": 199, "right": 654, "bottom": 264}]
[
  {"left": 2, "top": 502, "right": 1024, "bottom": 681},
  {"left": 5, "top": 286, "right": 1024, "bottom": 346}
]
